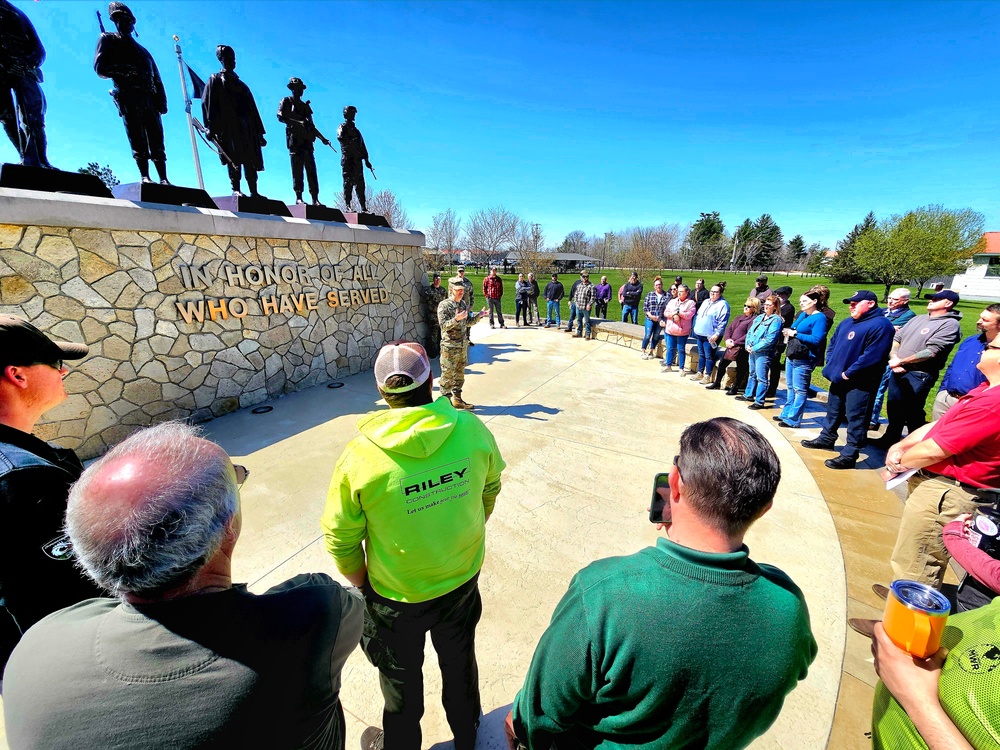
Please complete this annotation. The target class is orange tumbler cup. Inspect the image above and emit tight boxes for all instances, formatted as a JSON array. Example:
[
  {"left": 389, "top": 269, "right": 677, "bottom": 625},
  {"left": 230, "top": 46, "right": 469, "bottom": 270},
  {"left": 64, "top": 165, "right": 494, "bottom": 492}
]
[{"left": 882, "top": 580, "right": 950, "bottom": 659}]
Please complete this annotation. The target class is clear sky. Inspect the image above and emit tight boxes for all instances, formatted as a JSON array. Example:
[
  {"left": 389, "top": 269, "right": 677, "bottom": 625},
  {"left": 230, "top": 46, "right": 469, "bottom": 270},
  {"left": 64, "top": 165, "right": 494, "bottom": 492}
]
[{"left": 11, "top": 0, "right": 999, "bottom": 249}]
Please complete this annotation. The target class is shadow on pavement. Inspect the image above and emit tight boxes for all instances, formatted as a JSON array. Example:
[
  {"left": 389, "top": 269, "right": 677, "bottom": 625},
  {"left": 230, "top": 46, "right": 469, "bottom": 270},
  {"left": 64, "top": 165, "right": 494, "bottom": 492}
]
[{"left": 473, "top": 403, "right": 560, "bottom": 421}]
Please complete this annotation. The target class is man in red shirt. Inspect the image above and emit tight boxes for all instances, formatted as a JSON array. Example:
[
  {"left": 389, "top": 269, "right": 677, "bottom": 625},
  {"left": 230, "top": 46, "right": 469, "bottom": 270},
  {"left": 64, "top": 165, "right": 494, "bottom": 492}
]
[
  {"left": 882, "top": 336, "right": 1000, "bottom": 588},
  {"left": 482, "top": 267, "right": 505, "bottom": 329}
]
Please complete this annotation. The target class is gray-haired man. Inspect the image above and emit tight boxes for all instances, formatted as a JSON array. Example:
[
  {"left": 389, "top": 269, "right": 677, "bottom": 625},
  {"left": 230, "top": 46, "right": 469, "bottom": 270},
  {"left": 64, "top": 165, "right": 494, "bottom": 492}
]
[{"left": 3, "top": 422, "right": 364, "bottom": 748}]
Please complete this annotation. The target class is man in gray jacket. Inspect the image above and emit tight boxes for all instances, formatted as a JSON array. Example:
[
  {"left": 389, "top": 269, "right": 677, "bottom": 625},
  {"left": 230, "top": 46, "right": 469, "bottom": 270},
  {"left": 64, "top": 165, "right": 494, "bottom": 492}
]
[
  {"left": 870, "top": 290, "right": 963, "bottom": 449},
  {"left": 3, "top": 422, "right": 363, "bottom": 748}
]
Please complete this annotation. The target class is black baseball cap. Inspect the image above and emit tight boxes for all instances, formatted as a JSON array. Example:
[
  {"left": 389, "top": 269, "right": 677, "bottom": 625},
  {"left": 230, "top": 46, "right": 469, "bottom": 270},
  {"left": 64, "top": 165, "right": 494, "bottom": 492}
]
[
  {"left": 929, "top": 290, "right": 960, "bottom": 304},
  {"left": 843, "top": 290, "right": 878, "bottom": 304},
  {"left": 775, "top": 286, "right": 793, "bottom": 296},
  {"left": 0, "top": 316, "right": 89, "bottom": 365},
  {"left": 432, "top": 272, "right": 441, "bottom": 280}
]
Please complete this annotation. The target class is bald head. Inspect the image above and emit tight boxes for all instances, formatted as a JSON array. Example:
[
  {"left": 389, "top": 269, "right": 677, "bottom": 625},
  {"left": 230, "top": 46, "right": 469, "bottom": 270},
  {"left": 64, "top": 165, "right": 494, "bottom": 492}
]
[{"left": 67, "top": 422, "right": 238, "bottom": 597}]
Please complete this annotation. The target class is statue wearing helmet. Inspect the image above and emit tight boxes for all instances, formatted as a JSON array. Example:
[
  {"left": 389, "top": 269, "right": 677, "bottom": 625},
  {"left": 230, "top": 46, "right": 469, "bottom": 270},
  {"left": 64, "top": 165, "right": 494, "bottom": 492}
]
[
  {"left": 0, "top": 0, "right": 52, "bottom": 168},
  {"left": 94, "top": 2, "right": 169, "bottom": 183},
  {"left": 277, "top": 77, "right": 331, "bottom": 206},
  {"left": 336, "top": 105, "right": 372, "bottom": 213}
]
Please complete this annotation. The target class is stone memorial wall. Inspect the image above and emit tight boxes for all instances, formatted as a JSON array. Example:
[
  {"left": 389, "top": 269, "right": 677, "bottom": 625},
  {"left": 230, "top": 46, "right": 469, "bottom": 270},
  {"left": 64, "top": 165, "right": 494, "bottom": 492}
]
[{"left": 0, "top": 188, "right": 428, "bottom": 458}]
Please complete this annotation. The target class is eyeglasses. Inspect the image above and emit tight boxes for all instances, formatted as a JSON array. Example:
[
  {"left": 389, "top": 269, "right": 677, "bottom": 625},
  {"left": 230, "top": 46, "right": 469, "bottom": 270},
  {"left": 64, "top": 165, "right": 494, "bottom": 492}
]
[
  {"left": 234, "top": 464, "right": 249, "bottom": 487},
  {"left": 673, "top": 454, "right": 683, "bottom": 480},
  {"left": 743, "top": 305, "right": 751, "bottom": 309},
  {"left": 33, "top": 360, "right": 68, "bottom": 378}
]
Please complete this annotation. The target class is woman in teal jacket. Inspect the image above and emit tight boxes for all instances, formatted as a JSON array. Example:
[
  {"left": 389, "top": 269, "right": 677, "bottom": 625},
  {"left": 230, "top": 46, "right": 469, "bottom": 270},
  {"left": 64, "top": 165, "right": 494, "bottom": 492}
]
[
  {"left": 777, "top": 292, "right": 830, "bottom": 427},
  {"left": 741, "top": 295, "right": 783, "bottom": 408}
]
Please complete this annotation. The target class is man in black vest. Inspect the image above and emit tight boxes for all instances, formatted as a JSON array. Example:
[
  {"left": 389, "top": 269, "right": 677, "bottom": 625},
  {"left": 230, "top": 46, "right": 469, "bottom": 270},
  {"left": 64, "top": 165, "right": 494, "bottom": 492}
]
[{"left": 0, "top": 317, "right": 103, "bottom": 685}]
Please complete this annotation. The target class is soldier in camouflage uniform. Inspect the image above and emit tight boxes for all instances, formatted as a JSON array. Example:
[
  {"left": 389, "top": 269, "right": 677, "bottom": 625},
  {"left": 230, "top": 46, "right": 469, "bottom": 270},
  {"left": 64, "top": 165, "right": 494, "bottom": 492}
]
[
  {"left": 455, "top": 265, "right": 476, "bottom": 346},
  {"left": 438, "top": 276, "right": 484, "bottom": 410},
  {"left": 421, "top": 273, "right": 447, "bottom": 359}
]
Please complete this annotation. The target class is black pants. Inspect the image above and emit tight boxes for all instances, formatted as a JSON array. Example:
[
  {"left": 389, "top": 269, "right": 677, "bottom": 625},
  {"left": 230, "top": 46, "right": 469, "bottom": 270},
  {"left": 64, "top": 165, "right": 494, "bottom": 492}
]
[
  {"left": 290, "top": 146, "right": 319, "bottom": 196},
  {"left": 818, "top": 381, "right": 877, "bottom": 460},
  {"left": 766, "top": 348, "right": 784, "bottom": 397},
  {"left": 121, "top": 106, "right": 165, "bottom": 162},
  {"left": 595, "top": 300, "right": 608, "bottom": 317},
  {"left": 343, "top": 162, "right": 366, "bottom": 210},
  {"left": 884, "top": 369, "right": 939, "bottom": 443},
  {"left": 361, "top": 574, "right": 482, "bottom": 750}
]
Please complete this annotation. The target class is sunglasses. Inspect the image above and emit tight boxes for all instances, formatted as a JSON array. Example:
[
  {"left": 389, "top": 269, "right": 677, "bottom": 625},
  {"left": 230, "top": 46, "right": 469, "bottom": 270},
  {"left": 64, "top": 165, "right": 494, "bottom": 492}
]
[
  {"left": 673, "top": 454, "right": 683, "bottom": 480},
  {"left": 234, "top": 464, "right": 249, "bottom": 487}
]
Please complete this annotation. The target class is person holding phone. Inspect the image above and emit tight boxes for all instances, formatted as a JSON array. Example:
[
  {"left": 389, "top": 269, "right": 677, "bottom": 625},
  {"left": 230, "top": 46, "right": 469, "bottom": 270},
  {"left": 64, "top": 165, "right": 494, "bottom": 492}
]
[{"left": 507, "top": 418, "right": 816, "bottom": 749}]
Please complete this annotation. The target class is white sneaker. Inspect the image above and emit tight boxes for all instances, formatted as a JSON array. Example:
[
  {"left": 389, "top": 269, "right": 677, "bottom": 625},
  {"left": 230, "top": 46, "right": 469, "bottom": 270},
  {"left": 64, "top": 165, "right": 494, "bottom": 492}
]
[
  {"left": 641, "top": 352, "right": 649, "bottom": 360},
  {"left": 660, "top": 364, "right": 673, "bottom": 372}
]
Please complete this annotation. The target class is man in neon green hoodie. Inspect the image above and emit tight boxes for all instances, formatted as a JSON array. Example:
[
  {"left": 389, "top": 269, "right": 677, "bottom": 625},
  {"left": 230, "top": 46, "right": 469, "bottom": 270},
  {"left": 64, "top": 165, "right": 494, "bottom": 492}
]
[{"left": 322, "top": 341, "right": 506, "bottom": 750}]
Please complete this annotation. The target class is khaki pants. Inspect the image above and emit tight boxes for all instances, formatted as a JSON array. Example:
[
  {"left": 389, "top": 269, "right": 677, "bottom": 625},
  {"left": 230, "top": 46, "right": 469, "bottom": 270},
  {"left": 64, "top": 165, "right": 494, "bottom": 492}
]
[
  {"left": 890, "top": 473, "right": 989, "bottom": 588},
  {"left": 931, "top": 389, "right": 960, "bottom": 421}
]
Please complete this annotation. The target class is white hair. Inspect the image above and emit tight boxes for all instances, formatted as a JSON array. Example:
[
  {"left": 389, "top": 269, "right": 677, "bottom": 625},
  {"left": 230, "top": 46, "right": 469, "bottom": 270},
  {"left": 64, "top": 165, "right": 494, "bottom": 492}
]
[
  {"left": 891, "top": 288, "right": 911, "bottom": 299},
  {"left": 66, "top": 422, "right": 237, "bottom": 596}
]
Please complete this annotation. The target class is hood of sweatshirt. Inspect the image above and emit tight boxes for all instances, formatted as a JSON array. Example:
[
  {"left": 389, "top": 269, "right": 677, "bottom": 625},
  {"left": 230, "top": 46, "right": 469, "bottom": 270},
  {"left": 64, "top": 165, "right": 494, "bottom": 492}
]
[{"left": 357, "top": 396, "right": 458, "bottom": 459}]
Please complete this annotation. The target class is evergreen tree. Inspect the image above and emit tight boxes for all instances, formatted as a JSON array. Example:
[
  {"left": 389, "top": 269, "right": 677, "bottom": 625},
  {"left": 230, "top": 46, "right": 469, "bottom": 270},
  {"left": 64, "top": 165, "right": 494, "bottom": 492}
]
[
  {"left": 77, "top": 162, "right": 120, "bottom": 189},
  {"left": 788, "top": 234, "right": 806, "bottom": 259},
  {"left": 830, "top": 212, "right": 876, "bottom": 283}
]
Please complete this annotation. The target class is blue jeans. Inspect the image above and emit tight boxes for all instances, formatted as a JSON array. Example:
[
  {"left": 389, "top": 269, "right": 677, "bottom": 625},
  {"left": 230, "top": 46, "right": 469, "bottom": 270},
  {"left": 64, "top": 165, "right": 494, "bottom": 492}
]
[
  {"left": 744, "top": 350, "right": 771, "bottom": 404},
  {"left": 817, "top": 381, "right": 877, "bottom": 461},
  {"left": 576, "top": 308, "right": 592, "bottom": 337},
  {"left": 779, "top": 359, "right": 815, "bottom": 426},
  {"left": 870, "top": 366, "right": 891, "bottom": 426},
  {"left": 663, "top": 334, "right": 689, "bottom": 368},
  {"left": 641, "top": 318, "right": 662, "bottom": 352},
  {"left": 546, "top": 300, "right": 561, "bottom": 325},
  {"left": 567, "top": 302, "right": 578, "bottom": 330},
  {"left": 622, "top": 304, "right": 638, "bottom": 324},
  {"left": 695, "top": 334, "right": 717, "bottom": 375}
]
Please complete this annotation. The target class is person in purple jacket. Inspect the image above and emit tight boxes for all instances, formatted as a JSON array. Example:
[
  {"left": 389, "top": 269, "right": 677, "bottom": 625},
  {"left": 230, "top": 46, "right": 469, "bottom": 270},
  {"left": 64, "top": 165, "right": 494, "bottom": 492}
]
[
  {"left": 594, "top": 276, "right": 612, "bottom": 318},
  {"left": 801, "top": 290, "right": 896, "bottom": 470}
]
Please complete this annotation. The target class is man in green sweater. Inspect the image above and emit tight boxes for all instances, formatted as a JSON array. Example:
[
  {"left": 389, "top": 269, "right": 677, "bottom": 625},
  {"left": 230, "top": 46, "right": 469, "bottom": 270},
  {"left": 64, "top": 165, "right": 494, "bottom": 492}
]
[
  {"left": 322, "top": 341, "right": 506, "bottom": 750},
  {"left": 509, "top": 417, "right": 817, "bottom": 749}
]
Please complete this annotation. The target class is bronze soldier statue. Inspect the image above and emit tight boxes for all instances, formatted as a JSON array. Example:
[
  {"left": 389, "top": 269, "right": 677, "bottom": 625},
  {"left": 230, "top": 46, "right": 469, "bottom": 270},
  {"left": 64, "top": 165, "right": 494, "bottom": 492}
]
[
  {"left": 277, "top": 77, "right": 331, "bottom": 206},
  {"left": 336, "top": 105, "right": 372, "bottom": 212},
  {"left": 94, "top": 2, "right": 168, "bottom": 184},
  {"left": 202, "top": 45, "right": 267, "bottom": 197},
  {"left": 0, "top": 0, "right": 51, "bottom": 168}
]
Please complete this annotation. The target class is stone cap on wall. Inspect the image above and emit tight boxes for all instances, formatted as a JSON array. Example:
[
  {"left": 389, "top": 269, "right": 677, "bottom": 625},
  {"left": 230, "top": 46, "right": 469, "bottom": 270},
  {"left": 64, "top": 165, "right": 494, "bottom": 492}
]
[{"left": 0, "top": 187, "right": 426, "bottom": 248}]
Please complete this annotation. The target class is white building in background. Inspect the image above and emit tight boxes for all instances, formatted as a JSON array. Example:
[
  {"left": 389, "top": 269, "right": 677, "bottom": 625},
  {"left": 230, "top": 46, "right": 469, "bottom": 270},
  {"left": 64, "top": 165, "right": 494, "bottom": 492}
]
[{"left": 942, "top": 232, "right": 1000, "bottom": 301}]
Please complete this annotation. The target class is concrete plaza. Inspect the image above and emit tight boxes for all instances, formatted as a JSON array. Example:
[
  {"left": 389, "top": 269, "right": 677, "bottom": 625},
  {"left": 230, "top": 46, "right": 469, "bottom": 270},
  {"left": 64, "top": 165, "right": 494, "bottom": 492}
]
[{"left": 1, "top": 321, "right": 856, "bottom": 749}]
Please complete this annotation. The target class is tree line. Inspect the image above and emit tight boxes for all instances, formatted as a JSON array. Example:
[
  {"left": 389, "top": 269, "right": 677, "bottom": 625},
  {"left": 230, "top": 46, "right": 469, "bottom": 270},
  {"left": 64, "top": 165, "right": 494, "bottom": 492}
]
[{"left": 423, "top": 204, "right": 985, "bottom": 297}]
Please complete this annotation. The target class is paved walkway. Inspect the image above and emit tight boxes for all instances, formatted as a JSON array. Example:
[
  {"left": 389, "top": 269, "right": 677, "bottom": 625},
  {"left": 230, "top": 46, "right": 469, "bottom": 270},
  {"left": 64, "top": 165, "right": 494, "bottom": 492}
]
[
  {"left": 2, "top": 320, "right": 917, "bottom": 749},
  {"left": 203, "top": 323, "right": 845, "bottom": 748}
]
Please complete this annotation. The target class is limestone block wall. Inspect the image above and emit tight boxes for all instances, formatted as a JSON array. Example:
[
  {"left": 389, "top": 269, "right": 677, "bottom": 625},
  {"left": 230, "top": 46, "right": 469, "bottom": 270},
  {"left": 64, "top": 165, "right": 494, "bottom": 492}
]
[{"left": 0, "top": 188, "right": 427, "bottom": 458}]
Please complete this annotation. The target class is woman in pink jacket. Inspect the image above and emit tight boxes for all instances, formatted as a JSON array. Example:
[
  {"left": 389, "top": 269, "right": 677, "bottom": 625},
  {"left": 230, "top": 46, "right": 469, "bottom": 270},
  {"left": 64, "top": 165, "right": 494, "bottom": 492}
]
[{"left": 660, "top": 284, "right": 697, "bottom": 372}]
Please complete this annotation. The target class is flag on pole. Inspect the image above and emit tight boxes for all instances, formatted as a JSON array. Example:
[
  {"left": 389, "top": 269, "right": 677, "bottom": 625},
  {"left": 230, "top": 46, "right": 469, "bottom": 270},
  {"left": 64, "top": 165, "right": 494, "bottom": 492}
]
[{"left": 186, "top": 64, "right": 206, "bottom": 100}]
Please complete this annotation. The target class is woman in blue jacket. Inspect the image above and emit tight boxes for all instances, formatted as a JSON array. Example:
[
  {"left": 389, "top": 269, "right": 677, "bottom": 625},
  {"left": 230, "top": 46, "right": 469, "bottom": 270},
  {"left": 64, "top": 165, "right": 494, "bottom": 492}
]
[
  {"left": 740, "top": 295, "right": 783, "bottom": 408},
  {"left": 689, "top": 281, "right": 730, "bottom": 383},
  {"left": 776, "top": 292, "right": 830, "bottom": 427}
]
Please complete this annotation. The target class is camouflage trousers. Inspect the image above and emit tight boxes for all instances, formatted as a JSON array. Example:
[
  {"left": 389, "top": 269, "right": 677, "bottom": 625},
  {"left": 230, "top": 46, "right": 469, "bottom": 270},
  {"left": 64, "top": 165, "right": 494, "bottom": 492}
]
[
  {"left": 426, "top": 325, "right": 442, "bottom": 359},
  {"left": 439, "top": 342, "right": 468, "bottom": 397}
]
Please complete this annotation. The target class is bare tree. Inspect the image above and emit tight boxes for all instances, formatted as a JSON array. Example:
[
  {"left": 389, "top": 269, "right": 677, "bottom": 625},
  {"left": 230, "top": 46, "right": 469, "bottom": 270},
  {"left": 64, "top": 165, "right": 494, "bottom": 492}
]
[
  {"left": 333, "top": 187, "right": 412, "bottom": 229},
  {"left": 462, "top": 205, "right": 519, "bottom": 267},
  {"left": 426, "top": 208, "right": 462, "bottom": 252},
  {"left": 512, "top": 219, "right": 546, "bottom": 273}
]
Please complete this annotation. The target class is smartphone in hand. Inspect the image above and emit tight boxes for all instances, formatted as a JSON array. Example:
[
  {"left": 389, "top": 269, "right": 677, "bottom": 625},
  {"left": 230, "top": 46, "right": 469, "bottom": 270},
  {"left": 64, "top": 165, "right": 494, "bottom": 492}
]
[{"left": 649, "top": 472, "right": 671, "bottom": 523}]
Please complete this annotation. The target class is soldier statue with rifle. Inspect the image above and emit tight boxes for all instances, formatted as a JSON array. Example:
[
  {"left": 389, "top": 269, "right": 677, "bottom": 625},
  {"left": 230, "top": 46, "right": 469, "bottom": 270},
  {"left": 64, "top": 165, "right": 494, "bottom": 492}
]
[
  {"left": 277, "top": 77, "right": 335, "bottom": 206},
  {"left": 0, "top": 0, "right": 52, "bottom": 168},
  {"left": 336, "top": 105, "right": 374, "bottom": 213},
  {"left": 94, "top": 2, "right": 169, "bottom": 184}
]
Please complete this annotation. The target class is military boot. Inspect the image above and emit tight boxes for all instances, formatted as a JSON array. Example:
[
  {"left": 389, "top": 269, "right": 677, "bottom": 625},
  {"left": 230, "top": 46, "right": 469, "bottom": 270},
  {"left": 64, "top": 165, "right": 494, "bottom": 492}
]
[{"left": 451, "top": 392, "right": 474, "bottom": 410}]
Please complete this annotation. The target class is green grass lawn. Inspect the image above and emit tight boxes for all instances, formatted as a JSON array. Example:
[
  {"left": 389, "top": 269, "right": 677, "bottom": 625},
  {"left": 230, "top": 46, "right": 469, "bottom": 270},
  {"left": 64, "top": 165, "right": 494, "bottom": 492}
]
[{"left": 429, "top": 267, "right": 985, "bottom": 398}]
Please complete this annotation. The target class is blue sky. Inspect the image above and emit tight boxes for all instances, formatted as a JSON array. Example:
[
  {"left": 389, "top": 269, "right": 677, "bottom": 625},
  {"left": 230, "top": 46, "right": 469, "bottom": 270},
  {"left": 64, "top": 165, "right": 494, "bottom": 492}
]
[{"left": 12, "top": 0, "right": 1000, "bottom": 249}]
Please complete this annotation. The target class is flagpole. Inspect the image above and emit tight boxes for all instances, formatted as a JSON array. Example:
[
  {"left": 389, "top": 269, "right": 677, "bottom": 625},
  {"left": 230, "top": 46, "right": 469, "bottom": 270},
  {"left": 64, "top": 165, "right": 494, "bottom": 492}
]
[{"left": 173, "top": 36, "right": 204, "bottom": 191}]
